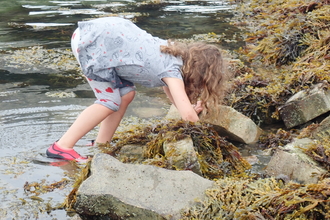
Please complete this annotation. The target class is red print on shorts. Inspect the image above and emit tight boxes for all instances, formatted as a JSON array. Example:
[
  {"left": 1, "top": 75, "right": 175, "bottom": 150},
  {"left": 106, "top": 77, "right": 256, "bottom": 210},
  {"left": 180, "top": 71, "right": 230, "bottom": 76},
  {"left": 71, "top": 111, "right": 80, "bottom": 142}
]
[
  {"left": 95, "top": 88, "right": 102, "bottom": 93},
  {"left": 100, "top": 99, "right": 119, "bottom": 106},
  {"left": 105, "top": 87, "right": 114, "bottom": 93}
]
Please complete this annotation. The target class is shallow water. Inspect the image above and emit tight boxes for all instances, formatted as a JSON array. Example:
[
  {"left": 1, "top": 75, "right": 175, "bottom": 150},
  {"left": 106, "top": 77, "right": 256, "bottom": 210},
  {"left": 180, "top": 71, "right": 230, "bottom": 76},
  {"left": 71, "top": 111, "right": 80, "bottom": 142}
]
[
  {"left": 0, "top": 0, "right": 245, "bottom": 219},
  {"left": 0, "top": 82, "right": 169, "bottom": 219},
  {"left": 0, "top": 0, "right": 240, "bottom": 50}
]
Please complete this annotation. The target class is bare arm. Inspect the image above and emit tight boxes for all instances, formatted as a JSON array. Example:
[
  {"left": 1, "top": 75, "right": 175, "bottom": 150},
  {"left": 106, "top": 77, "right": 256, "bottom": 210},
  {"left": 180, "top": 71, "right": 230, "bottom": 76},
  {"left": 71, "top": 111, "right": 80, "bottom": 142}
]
[
  {"left": 162, "top": 77, "right": 201, "bottom": 122},
  {"left": 163, "top": 86, "right": 175, "bottom": 106}
]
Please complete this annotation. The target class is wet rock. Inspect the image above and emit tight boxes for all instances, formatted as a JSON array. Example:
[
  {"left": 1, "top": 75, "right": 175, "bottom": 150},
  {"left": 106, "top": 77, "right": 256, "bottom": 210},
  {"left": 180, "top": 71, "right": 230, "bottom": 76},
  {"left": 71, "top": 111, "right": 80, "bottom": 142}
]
[
  {"left": 132, "top": 107, "right": 165, "bottom": 118},
  {"left": 165, "top": 104, "right": 262, "bottom": 144},
  {"left": 117, "top": 144, "right": 146, "bottom": 163},
  {"left": 279, "top": 83, "right": 330, "bottom": 128},
  {"left": 200, "top": 105, "right": 262, "bottom": 144},
  {"left": 243, "top": 155, "right": 259, "bottom": 165},
  {"left": 71, "top": 83, "right": 95, "bottom": 98},
  {"left": 264, "top": 138, "right": 327, "bottom": 184},
  {"left": 311, "top": 115, "right": 330, "bottom": 140},
  {"left": 75, "top": 153, "right": 214, "bottom": 220},
  {"left": 0, "top": 46, "right": 79, "bottom": 74},
  {"left": 45, "top": 91, "right": 76, "bottom": 98},
  {"left": 164, "top": 104, "right": 181, "bottom": 120},
  {"left": 71, "top": 214, "right": 82, "bottom": 220},
  {"left": 163, "top": 137, "right": 202, "bottom": 175},
  {"left": 8, "top": 21, "right": 73, "bottom": 31}
]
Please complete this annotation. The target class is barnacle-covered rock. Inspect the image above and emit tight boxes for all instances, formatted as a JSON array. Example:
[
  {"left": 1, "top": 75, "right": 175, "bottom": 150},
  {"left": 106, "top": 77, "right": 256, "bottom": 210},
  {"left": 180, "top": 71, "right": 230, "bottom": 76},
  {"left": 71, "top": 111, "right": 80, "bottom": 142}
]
[
  {"left": 45, "top": 91, "right": 76, "bottom": 98},
  {"left": 279, "top": 82, "right": 330, "bottom": 128},
  {"left": 200, "top": 105, "right": 262, "bottom": 144},
  {"left": 264, "top": 138, "right": 327, "bottom": 184},
  {"left": 307, "top": 115, "right": 330, "bottom": 142},
  {"left": 163, "top": 137, "right": 202, "bottom": 175}
]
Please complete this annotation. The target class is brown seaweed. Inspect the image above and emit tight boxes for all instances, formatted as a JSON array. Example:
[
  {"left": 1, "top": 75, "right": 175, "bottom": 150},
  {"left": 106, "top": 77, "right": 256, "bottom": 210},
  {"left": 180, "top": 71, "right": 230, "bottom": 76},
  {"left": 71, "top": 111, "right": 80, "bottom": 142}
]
[
  {"left": 99, "top": 120, "right": 251, "bottom": 180},
  {"left": 225, "top": 0, "right": 330, "bottom": 126}
]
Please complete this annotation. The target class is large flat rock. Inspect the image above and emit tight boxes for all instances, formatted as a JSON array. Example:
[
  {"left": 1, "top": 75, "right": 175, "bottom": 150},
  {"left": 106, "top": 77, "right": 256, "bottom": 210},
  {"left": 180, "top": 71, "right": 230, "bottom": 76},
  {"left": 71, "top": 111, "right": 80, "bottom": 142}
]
[{"left": 75, "top": 153, "right": 214, "bottom": 219}]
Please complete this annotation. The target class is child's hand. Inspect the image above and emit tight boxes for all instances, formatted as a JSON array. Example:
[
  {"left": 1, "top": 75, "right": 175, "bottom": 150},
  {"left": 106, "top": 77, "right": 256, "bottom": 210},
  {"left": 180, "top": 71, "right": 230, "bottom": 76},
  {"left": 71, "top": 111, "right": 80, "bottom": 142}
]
[{"left": 192, "top": 100, "right": 203, "bottom": 114}]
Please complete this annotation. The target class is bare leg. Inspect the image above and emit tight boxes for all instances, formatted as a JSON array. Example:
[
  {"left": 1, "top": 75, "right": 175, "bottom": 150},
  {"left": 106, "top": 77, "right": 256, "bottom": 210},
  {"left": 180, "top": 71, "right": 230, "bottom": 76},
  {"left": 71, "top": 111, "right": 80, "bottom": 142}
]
[
  {"left": 96, "top": 91, "right": 135, "bottom": 143},
  {"left": 57, "top": 104, "right": 115, "bottom": 150}
]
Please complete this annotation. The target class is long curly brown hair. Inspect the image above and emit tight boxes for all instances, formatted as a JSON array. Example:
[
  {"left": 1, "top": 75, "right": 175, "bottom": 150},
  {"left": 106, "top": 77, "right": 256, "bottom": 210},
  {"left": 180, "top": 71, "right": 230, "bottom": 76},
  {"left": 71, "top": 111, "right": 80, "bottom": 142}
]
[{"left": 161, "top": 40, "right": 232, "bottom": 114}]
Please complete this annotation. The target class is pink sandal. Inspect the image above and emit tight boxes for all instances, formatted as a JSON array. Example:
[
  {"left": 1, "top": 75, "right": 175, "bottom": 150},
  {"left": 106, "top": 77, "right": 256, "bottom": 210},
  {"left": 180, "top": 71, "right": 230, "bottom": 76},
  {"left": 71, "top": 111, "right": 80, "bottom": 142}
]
[{"left": 46, "top": 142, "right": 88, "bottom": 161}]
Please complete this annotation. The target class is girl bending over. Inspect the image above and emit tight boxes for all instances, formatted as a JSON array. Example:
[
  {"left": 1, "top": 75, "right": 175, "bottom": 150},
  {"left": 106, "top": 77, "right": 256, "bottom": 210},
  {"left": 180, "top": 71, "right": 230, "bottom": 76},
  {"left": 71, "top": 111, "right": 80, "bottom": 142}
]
[{"left": 46, "top": 17, "right": 230, "bottom": 161}]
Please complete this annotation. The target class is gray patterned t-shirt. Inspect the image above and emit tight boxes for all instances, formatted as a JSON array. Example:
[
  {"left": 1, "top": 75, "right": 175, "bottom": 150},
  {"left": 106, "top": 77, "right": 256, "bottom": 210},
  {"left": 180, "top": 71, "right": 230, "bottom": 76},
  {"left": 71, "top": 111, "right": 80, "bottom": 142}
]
[{"left": 76, "top": 17, "right": 183, "bottom": 88}]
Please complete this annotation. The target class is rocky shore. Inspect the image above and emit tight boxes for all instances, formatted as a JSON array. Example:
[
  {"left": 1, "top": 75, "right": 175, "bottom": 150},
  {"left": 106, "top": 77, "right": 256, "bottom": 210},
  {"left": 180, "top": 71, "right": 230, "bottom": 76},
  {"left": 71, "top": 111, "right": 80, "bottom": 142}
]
[
  {"left": 1, "top": 0, "right": 329, "bottom": 219},
  {"left": 69, "top": 0, "right": 330, "bottom": 219}
]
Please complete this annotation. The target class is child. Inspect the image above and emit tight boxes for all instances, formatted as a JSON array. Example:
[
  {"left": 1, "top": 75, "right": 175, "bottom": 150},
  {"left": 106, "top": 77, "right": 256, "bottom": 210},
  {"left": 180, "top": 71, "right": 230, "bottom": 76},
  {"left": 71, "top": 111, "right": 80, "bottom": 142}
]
[{"left": 46, "top": 17, "right": 230, "bottom": 161}]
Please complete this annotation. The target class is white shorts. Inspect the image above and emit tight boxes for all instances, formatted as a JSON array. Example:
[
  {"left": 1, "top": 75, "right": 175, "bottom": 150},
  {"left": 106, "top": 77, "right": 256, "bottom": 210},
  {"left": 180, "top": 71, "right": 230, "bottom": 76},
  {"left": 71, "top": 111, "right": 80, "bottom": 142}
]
[{"left": 71, "top": 28, "right": 135, "bottom": 111}]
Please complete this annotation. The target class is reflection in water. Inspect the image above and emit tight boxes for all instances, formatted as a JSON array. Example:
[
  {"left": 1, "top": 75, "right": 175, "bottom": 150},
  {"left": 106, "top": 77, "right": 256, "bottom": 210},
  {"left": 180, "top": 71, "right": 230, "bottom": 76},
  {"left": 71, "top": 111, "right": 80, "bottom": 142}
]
[
  {"left": 0, "top": 82, "right": 171, "bottom": 219},
  {"left": 0, "top": 0, "right": 241, "bottom": 50}
]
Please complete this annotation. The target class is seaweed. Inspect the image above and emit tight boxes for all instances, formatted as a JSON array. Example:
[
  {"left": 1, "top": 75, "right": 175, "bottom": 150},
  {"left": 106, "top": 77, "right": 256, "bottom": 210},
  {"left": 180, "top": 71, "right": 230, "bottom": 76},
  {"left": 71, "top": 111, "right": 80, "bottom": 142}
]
[
  {"left": 299, "top": 137, "right": 330, "bottom": 172},
  {"left": 258, "top": 128, "right": 295, "bottom": 149},
  {"left": 182, "top": 177, "right": 330, "bottom": 219},
  {"left": 178, "top": 1, "right": 330, "bottom": 218},
  {"left": 63, "top": 161, "right": 91, "bottom": 212},
  {"left": 223, "top": 0, "right": 330, "bottom": 126},
  {"left": 98, "top": 120, "right": 251, "bottom": 180},
  {"left": 65, "top": 1, "right": 330, "bottom": 218},
  {"left": 23, "top": 178, "right": 70, "bottom": 195}
]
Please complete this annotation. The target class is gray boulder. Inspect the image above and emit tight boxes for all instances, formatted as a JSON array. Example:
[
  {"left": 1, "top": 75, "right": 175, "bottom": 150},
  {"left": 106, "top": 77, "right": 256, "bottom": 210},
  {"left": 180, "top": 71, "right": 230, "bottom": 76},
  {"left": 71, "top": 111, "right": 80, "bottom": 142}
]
[
  {"left": 165, "top": 104, "right": 262, "bottom": 144},
  {"left": 264, "top": 138, "right": 327, "bottom": 184},
  {"left": 75, "top": 153, "right": 214, "bottom": 220},
  {"left": 279, "top": 82, "right": 330, "bottom": 128},
  {"left": 311, "top": 114, "right": 330, "bottom": 140},
  {"left": 163, "top": 137, "right": 202, "bottom": 175}
]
